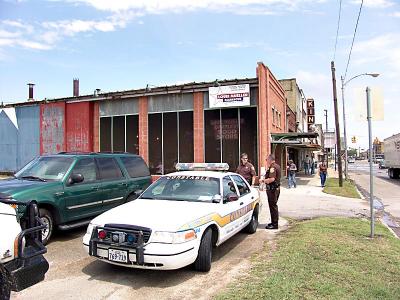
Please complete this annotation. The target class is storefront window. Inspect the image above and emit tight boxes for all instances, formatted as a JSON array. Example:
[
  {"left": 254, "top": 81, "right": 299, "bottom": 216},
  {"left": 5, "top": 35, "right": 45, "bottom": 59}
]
[
  {"left": 222, "top": 109, "right": 239, "bottom": 171},
  {"left": 148, "top": 113, "right": 162, "bottom": 174},
  {"left": 205, "top": 110, "right": 221, "bottom": 163},
  {"left": 126, "top": 115, "right": 139, "bottom": 154},
  {"left": 100, "top": 117, "right": 111, "bottom": 152},
  {"left": 179, "top": 111, "right": 193, "bottom": 164},
  {"left": 163, "top": 112, "right": 178, "bottom": 174},
  {"left": 113, "top": 116, "right": 125, "bottom": 152},
  {"left": 240, "top": 107, "right": 258, "bottom": 171}
]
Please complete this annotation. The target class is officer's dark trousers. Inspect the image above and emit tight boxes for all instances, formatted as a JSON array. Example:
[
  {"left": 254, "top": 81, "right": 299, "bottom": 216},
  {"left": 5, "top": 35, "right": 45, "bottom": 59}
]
[{"left": 267, "top": 188, "right": 280, "bottom": 225}]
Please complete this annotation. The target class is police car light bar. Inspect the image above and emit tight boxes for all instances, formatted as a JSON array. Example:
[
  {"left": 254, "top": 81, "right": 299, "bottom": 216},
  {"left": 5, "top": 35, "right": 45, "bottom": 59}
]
[{"left": 175, "top": 163, "right": 230, "bottom": 171}]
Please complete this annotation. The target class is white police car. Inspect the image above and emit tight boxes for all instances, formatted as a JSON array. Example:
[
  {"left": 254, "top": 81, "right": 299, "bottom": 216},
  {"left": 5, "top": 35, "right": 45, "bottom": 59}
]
[{"left": 83, "top": 163, "right": 260, "bottom": 272}]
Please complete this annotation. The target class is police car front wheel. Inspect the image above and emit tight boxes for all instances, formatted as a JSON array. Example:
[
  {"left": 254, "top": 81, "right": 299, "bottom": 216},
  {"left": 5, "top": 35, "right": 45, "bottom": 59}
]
[
  {"left": 244, "top": 206, "right": 259, "bottom": 234},
  {"left": 193, "top": 228, "right": 212, "bottom": 272}
]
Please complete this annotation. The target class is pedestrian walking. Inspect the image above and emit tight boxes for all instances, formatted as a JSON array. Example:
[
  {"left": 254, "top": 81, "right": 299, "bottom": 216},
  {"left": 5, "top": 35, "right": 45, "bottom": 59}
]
[
  {"left": 319, "top": 161, "right": 328, "bottom": 187},
  {"left": 262, "top": 154, "right": 281, "bottom": 229},
  {"left": 287, "top": 160, "right": 297, "bottom": 188},
  {"left": 304, "top": 155, "right": 310, "bottom": 175},
  {"left": 311, "top": 155, "right": 315, "bottom": 175},
  {"left": 236, "top": 153, "right": 256, "bottom": 186}
]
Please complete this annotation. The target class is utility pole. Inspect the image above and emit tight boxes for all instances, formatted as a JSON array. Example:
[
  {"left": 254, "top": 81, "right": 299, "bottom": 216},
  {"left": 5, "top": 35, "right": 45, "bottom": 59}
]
[
  {"left": 324, "top": 109, "right": 328, "bottom": 132},
  {"left": 331, "top": 61, "right": 343, "bottom": 187},
  {"left": 366, "top": 87, "right": 375, "bottom": 238}
]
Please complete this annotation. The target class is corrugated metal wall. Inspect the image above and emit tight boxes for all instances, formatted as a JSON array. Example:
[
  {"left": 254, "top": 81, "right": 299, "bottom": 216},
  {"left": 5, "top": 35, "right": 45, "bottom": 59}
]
[
  {"left": 100, "top": 98, "right": 138, "bottom": 116},
  {"left": 0, "top": 110, "right": 18, "bottom": 171},
  {"left": 40, "top": 102, "right": 66, "bottom": 154},
  {"left": 148, "top": 94, "right": 193, "bottom": 112},
  {"left": 16, "top": 105, "right": 40, "bottom": 169},
  {"left": 0, "top": 106, "right": 40, "bottom": 172},
  {"left": 66, "top": 102, "right": 93, "bottom": 152}
]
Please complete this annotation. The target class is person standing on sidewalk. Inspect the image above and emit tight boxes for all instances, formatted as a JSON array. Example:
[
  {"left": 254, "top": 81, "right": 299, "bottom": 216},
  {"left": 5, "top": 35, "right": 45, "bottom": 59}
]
[
  {"left": 311, "top": 155, "right": 315, "bottom": 175},
  {"left": 262, "top": 154, "right": 281, "bottom": 229},
  {"left": 287, "top": 160, "right": 297, "bottom": 188},
  {"left": 304, "top": 155, "right": 310, "bottom": 175},
  {"left": 319, "top": 161, "right": 328, "bottom": 187},
  {"left": 236, "top": 153, "right": 256, "bottom": 186}
]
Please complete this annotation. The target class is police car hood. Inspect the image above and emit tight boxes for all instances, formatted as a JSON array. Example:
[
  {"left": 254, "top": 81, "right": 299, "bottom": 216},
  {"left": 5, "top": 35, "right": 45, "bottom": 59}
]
[
  {"left": 92, "top": 199, "right": 216, "bottom": 231},
  {"left": 0, "top": 202, "right": 16, "bottom": 216}
]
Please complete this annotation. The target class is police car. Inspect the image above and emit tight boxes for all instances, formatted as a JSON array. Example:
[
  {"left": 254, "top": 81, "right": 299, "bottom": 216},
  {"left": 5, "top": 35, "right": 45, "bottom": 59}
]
[{"left": 83, "top": 163, "right": 260, "bottom": 272}]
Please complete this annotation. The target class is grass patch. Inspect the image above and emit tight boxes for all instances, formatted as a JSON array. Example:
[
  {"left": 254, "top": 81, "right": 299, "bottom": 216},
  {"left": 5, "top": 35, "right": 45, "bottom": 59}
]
[
  {"left": 215, "top": 218, "right": 400, "bottom": 300},
  {"left": 323, "top": 178, "right": 360, "bottom": 198}
]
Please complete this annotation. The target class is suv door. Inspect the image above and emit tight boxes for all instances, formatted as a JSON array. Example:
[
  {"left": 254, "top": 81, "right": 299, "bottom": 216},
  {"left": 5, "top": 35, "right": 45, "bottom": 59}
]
[
  {"left": 63, "top": 157, "right": 103, "bottom": 221},
  {"left": 230, "top": 174, "right": 254, "bottom": 228},
  {"left": 219, "top": 175, "right": 242, "bottom": 243},
  {"left": 95, "top": 157, "right": 127, "bottom": 211},
  {"left": 119, "top": 156, "right": 151, "bottom": 200}
]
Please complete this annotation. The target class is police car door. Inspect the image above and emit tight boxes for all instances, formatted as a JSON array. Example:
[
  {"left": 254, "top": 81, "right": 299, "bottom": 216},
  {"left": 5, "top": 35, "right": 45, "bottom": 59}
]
[
  {"left": 230, "top": 174, "right": 254, "bottom": 230},
  {"left": 219, "top": 175, "right": 242, "bottom": 243}
]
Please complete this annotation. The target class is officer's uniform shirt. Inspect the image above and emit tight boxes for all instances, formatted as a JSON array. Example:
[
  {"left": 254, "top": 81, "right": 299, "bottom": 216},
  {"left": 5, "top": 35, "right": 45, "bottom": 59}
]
[
  {"left": 236, "top": 162, "right": 256, "bottom": 183},
  {"left": 266, "top": 162, "right": 281, "bottom": 186}
]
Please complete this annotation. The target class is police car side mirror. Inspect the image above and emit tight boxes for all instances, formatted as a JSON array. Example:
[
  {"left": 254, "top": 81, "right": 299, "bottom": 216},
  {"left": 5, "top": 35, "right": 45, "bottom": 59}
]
[
  {"left": 225, "top": 193, "right": 239, "bottom": 203},
  {"left": 212, "top": 194, "right": 222, "bottom": 203}
]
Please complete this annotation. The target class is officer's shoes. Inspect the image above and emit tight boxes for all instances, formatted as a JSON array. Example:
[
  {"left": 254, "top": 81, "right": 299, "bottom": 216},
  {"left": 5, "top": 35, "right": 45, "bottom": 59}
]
[{"left": 265, "top": 224, "right": 278, "bottom": 230}]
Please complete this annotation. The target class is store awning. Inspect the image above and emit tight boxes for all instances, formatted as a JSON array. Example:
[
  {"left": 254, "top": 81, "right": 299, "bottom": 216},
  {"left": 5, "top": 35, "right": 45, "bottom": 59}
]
[{"left": 271, "top": 132, "right": 321, "bottom": 150}]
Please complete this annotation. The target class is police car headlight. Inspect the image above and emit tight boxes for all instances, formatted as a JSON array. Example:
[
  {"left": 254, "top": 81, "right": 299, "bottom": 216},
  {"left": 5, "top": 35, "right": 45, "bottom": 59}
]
[
  {"left": 86, "top": 223, "right": 99, "bottom": 235},
  {"left": 152, "top": 230, "right": 197, "bottom": 244}
]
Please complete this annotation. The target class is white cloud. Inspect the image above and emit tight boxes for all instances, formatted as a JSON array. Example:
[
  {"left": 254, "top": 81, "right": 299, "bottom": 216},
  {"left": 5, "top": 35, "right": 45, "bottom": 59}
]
[
  {"left": 350, "top": 0, "right": 394, "bottom": 8},
  {"left": 390, "top": 11, "right": 400, "bottom": 17},
  {"left": 61, "top": 0, "right": 327, "bottom": 14},
  {"left": 218, "top": 42, "right": 250, "bottom": 49}
]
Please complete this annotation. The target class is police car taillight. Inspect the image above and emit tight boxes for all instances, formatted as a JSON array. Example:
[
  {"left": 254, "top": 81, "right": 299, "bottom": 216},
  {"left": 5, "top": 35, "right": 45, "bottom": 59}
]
[{"left": 175, "top": 163, "right": 229, "bottom": 171}]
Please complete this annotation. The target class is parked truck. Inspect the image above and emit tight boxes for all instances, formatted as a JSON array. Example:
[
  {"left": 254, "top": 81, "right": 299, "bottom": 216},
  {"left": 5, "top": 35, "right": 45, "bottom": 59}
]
[
  {"left": 0, "top": 194, "right": 49, "bottom": 299},
  {"left": 384, "top": 133, "right": 400, "bottom": 179}
]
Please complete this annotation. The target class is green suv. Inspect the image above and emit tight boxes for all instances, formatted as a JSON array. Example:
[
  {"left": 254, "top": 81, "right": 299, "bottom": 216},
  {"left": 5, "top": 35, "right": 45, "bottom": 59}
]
[{"left": 0, "top": 153, "right": 151, "bottom": 244}]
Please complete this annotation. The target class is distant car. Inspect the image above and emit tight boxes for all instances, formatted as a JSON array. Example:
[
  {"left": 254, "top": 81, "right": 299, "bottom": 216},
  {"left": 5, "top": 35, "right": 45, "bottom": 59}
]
[
  {"left": 0, "top": 152, "right": 151, "bottom": 244},
  {"left": 379, "top": 159, "right": 387, "bottom": 169},
  {"left": 347, "top": 157, "right": 355, "bottom": 164},
  {"left": 83, "top": 163, "right": 261, "bottom": 272}
]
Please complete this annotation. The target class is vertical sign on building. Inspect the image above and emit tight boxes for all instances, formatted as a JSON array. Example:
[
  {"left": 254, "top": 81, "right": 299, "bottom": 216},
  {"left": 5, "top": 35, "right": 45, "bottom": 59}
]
[{"left": 307, "top": 98, "right": 315, "bottom": 132}]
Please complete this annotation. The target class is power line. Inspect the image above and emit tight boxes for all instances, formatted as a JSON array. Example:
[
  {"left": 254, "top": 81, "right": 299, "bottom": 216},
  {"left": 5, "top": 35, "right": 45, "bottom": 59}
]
[
  {"left": 344, "top": 0, "right": 364, "bottom": 80},
  {"left": 333, "top": 0, "right": 342, "bottom": 62}
]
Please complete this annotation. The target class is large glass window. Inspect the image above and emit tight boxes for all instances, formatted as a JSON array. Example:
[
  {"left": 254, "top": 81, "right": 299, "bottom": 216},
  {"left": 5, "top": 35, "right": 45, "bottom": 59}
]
[
  {"left": 100, "top": 117, "right": 111, "bottom": 152},
  {"left": 222, "top": 109, "right": 239, "bottom": 172},
  {"left": 113, "top": 116, "right": 125, "bottom": 152},
  {"left": 205, "top": 110, "right": 221, "bottom": 163},
  {"left": 240, "top": 107, "right": 258, "bottom": 171},
  {"left": 205, "top": 107, "right": 258, "bottom": 173},
  {"left": 126, "top": 115, "right": 139, "bottom": 154},
  {"left": 163, "top": 112, "right": 178, "bottom": 174},
  {"left": 179, "top": 111, "right": 194, "bottom": 164},
  {"left": 148, "top": 113, "right": 162, "bottom": 175}
]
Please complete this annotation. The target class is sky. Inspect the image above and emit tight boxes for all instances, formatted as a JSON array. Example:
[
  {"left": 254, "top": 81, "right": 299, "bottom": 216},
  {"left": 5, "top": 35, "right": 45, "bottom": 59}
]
[{"left": 0, "top": 0, "right": 399, "bottom": 150}]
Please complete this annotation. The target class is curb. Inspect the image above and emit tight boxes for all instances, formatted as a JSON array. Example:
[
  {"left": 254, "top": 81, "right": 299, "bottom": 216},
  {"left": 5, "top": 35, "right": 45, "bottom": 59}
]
[{"left": 378, "top": 217, "right": 399, "bottom": 239}]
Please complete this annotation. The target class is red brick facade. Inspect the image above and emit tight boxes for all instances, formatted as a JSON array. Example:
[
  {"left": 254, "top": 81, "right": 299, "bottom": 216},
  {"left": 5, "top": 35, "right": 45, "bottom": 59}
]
[
  {"left": 193, "top": 92, "right": 204, "bottom": 163},
  {"left": 93, "top": 102, "right": 100, "bottom": 152},
  {"left": 139, "top": 96, "right": 149, "bottom": 164}
]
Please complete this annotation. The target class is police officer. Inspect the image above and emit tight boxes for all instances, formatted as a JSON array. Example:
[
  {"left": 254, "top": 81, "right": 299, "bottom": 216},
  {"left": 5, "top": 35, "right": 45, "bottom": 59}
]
[
  {"left": 263, "top": 154, "right": 281, "bottom": 229},
  {"left": 236, "top": 153, "right": 256, "bottom": 186}
]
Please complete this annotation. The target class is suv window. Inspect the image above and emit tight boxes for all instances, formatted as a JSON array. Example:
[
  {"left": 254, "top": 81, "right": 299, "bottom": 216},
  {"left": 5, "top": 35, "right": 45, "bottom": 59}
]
[
  {"left": 120, "top": 156, "right": 150, "bottom": 178},
  {"left": 95, "top": 157, "right": 124, "bottom": 180},
  {"left": 231, "top": 175, "right": 250, "bottom": 196},
  {"left": 70, "top": 158, "right": 97, "bottom": 183},
  {"left": 222, "top": 176, "right": 238, "bottom": 202}
]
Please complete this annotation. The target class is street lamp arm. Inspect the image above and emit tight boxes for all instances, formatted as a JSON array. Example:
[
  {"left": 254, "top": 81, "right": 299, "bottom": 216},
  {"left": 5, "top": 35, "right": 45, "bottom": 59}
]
[{"left": 343, "top": 73, "right": 379, "bottom": 87}]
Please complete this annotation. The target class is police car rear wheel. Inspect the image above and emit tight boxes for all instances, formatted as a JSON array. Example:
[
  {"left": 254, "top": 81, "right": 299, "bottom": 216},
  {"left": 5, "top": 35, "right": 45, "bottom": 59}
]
[
  {"left": 194, "top": 228, "right": 212, "bottom": 272},
  {"left": 244, "top": 207, "right": 259, "bottom": 234}
]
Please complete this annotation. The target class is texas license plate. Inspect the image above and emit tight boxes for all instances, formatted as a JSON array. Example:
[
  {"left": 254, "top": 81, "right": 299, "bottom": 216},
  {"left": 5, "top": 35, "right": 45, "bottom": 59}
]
[{"left": 108, "top": 249, "right": 128, "bottom": 263}]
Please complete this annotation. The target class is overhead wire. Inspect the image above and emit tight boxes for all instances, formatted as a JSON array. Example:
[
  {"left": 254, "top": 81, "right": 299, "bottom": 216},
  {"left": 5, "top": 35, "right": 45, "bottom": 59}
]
[
  {"left": 333, "top": 0, "right": 343, "bottom": 62},
  {"left": 344, "top": 0, "right": 364, "bottom": 80}
]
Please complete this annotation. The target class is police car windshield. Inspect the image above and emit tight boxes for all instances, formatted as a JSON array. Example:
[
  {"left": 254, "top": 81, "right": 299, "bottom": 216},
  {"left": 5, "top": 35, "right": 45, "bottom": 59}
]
[{"left": 140, "top": 175, "right": 220, "bottom": 202}]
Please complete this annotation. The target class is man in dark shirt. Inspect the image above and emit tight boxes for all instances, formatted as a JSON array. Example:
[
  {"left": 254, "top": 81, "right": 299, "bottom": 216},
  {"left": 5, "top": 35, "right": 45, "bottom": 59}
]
[
  {"left": 263, "top": 154, "right": 281, "bottom": 229},
  {"left": 236, "top": 153, "right": 256, "bottom": 186}
]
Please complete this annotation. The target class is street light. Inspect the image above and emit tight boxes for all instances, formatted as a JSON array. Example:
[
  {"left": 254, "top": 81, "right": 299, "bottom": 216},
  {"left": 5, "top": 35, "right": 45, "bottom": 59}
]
[{"left": 341, "top": 73, "right": 379, "bottom": 179}]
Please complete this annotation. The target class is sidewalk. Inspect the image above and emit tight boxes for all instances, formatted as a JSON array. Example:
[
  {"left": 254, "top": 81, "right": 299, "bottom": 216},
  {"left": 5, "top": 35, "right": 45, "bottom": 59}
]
[{"left": 258, "top": 172, "right": 369, "bottom": 227}]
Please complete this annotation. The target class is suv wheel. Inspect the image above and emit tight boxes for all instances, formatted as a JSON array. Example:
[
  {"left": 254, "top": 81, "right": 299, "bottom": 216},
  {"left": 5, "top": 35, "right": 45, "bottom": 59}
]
[
  {"left": 194, "top": 228, "right": 212, "bottom": 272},
  {"left": 39, "top": 208, "right": 53, "bottom": 245}
]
